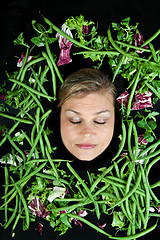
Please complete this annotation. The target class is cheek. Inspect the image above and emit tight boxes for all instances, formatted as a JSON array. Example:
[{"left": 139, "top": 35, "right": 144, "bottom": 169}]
[
  {"left": 60, "top": 117, "right": 76, "bottom": 144},
  {"left": 100, "top": 120, "right": 115, "bottom": 144}
]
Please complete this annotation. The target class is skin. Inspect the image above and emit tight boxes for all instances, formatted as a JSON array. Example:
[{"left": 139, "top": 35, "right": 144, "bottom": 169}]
[{"left": 60, "top": 90, "right": 115, "bottom": 161}]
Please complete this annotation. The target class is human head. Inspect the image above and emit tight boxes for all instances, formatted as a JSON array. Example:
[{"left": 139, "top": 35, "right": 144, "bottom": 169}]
[
  {"left": 58, "top": 68, "right": 117, "bottom": 108},
  {"left": 58, "top": 68, "right": 117, "bottom": 161}
]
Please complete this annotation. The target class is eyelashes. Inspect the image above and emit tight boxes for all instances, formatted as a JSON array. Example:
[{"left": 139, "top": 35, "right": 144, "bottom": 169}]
[
  {"left": 69, "top": 120, "right": 107, "bottom": 125},
  {"left": 70, "top": 120, "right": 81, "bottom": 124}
]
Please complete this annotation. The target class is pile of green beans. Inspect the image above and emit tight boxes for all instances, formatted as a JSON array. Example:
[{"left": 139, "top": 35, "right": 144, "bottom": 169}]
[{"left": 1, "top": 15, "right": 160, "bottom": 239}]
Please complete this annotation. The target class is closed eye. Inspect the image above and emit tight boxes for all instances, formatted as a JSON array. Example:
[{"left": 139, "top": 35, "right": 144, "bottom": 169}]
[
  {"left": 70, "top": 120, "right": 82, "bottom": 124},
  {"left": 94, "top": 121, "right": 106, "bottom": 125}
]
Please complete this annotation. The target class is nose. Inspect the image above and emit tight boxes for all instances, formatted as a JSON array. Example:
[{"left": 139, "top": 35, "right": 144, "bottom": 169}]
[{"left": 80, "top": 123, "right": 95, "bottom": 137}]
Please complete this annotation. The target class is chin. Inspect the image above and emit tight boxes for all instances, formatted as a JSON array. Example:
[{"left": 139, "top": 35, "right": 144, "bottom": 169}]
[{"left": 74, "top": 154, "right": 97, "bottom": 161}]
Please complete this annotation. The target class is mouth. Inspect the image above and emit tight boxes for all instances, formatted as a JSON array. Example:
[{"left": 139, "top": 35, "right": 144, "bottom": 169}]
[{"left": 76, "top": 144, "right": 96, "bottom": 150}]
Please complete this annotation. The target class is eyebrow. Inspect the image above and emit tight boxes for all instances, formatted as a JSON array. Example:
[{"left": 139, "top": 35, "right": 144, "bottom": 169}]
[{"left": 65, "top": 109, "right": 111, "bottom": 115}]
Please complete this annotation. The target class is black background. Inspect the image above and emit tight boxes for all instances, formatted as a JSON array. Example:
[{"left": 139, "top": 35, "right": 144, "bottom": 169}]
[
  {"left": 1, "top": 0, "right": 160, "bottom": 80},
  {"left": 1, "top": 0, "right": 160, "bottom": 239}
]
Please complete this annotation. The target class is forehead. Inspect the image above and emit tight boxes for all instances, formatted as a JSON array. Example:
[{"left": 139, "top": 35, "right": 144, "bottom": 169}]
[{"left": 61, "top": 91, "right": 115, "bottom": 113}]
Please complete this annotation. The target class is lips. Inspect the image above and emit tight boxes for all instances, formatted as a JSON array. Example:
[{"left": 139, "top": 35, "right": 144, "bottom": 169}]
[{"left": 76, "top": 144, "right": 96, "bottom": 149}]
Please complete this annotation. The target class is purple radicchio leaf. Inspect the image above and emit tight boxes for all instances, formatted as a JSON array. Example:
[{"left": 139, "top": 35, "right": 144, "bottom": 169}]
[
  {"left": 35, "top": 223, "right": 43, "bottom": 235},
  {"left": 56, "top": 24, "right": 73, "bottom": 66},
  {"left": 138, "top": 134, "right": 148, "bottom": 146},
  {"left": 28, "top": 197, "right": 50, "bottom": 219},
  {"left": 116, "top": 89, "right": 152, "bottom": 110},
  {"left": 131, "top": 90, "right": 153, "bottom": 110},
  {"left": 17, "top": 52, "right": 34, "bottom": 67},
  {"left": 134, "top": 32, "right": 148, "bottom": 53},
  {"left": 82, "top": 25, "right": 89, "bottom": 35}
]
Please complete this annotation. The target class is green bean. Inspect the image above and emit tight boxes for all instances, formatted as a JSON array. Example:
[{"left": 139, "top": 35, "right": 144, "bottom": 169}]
[
  {"left": 0, "top": 112, "right": 33, "bottom": 124},
  {"left": 144, "top": 143, "right": 159, "bottom": 167},
  {"left": 40, "top": 65, "right": 50, "bottom": 82},
  {"left": 43, "top": 16, "right": 94, "bottom": 51},
  {"left": 102, "top": 177, "right": 126, "bottom": 190},
  {"left": 90, "top": 158, "right": 123, "bottom": 192},
  {"left": 18, "top": 109, "right": 35, "bottom": 122},
  {"left": 151, "top": 180, "right": 160, "bottom": 189},
  {"left": 30, "top": 67, "right": 49, "bottom": 96},
  {"left": 112, "top": 120, "right": 126, "bottom": 159},
  {"left": 1, "top": 187, "right": 15, "bottom": 200},
  {"left": 107, "top": 28, "right": 149, "bottom": 62},
  {"left": 11, "top": 48, "right": 30, "bottom": 90},
  {"left": 149, "top": 213, "right": 160, "bottom": 217},
  {"left": 13, "top": 179, "right": 30, "bottom": 229},
  {"left": 43, "top": 129, "right": 52, "bottom": 153},
  {"left": 137, "top": 138, "right": 160, "bottom": 160},
  {"left": 144, "top": 163, "right": 160, "bottom": 203},
  {"left": 137, "top": 148, "right": 160, "bottom": 161},
  {"left": 18, "top": 94, "right": 31, "bottom": 108},
  {"left": 146, "top": 155, "right": 160, "bottom": 176},
  {"left": 31, "top": 124, "right": 36, "bottom": 145},
  {"left": 127, "top": 223, "right": 132, "bottom": 236},
  {"left": 45, "top": 146, "right": 59, "bottom": 179},
  {"left": 17, "top": 98, "right": 35, "bottom": 116},
  {"left": 120, "top": 161, "right": 129, "bottom": 179},
  {"left": 140, "top": 165, "right": 150, "bottom": 229},
  {"left": 103, "top": 176, "right": 145, "bottom": 196},
  {"left": 74, "top": 50, "right": 119, "bottom": 57},
  {"left": 125, "top": 162, "right": 135, "bottom": 195},
  {"left": 12, "top": 212, "right": 21, "bottom": 232},
  {"left": 4, "top": 166, "right": 9, "bottom": 222},
  {"left": 7, "top": 134, "right": 26, "bottom": 162},
  {"left": 40, "top": 109, "right": 52, "bottom": 122},
  {"left": 99, "top": 192, "right": 117, "bottom": 200},
  {"left": 110, "top": 223, "right": 157, "bottom": 239},
  {"left": 125, "top": 197, "right": 133, "bottom": 223},
  {"left": 37, "top": 23, "right": 64, "bottom": 85},
  {"left": 107, "top": 168, "right": 141, "bottom": 211},
  {"left": 115, "top": 41, "right": 151, "bottom": 53},
  {"left": 0, "top": 122, "right": 19, "bottom": 147},
  {"left": 126, "top": 66, "right": 141, "bottom": 116},
  {"left": 36, "top": 107, "right": 45, "bottom": 157},
  {"left": 9, "top": 78, "right": 54, "bottom": 101},
  {"left": 127, "top": 119, "right": 134, "bottom": 161},
  {"left": 25, "top": 158, "right": 70, "bottom": 164},
  {"left": 67, "top": 162, "right": 100, "bottom": 219},
  {"left": 112, "top": 185, "right": 129, "bottom": 221},
  {"left": 132, "top": 122, "right": 139, "bottom": 160},
  {"left": 145, "top": 81, "right": 160, "bottom": 99},
  {"left": 67, "top": 213, "right": 112, "bottom": 237},
  {"left": 21, "top": 130, "right": 32, "bottom": 146},
  {"left": 112, "top": 55, "right": 126, "bottom": 82},
  {"left": 42, "top": 51, "right": 56, "bottom": 98},
  {"left": 4, "top": 194, "right": 19, "bottom": 229},
  {"left": 0, "top": 180, "right": 27, "bottom": 208},
  {"left": 35, "top": 172, "right": 69, "bottom": 186},
  {"left": 50, "top": 199, "right": 91, "bottom": 213},
  {"left": 43, "top": 33, "right": 64, "bottom": 84},
  {"left": 113, "top": 161, "right": 120, "bottom": 178},
  {"left": 19, "top": 57, "right": 45, "bottom": 83},
  {"left": 147, "top": 49, "right": 160, "bottom": 61},
  {"left": 54, "top": 197, "right": 85, "bottom": 202},
  {"left": 141, "top": 28, "right": 160, "bottom": 48},
  {"left": 76, "top": 184, "right": 86, "bottom": 198},
  {"left": 7, "top": 162, "right": 46, "bottom": 187},
  {"left": 149, "top": 43, "right": 158, "bottom": 63},
  {"left": 132, "top": 194, "right": 146, "bottom": 228},
  {"left": 27, "top": 119, "right": 46, "bottom": 161},
  {"left": 131, "top": 203, "right": 136, "bottom": 236}
]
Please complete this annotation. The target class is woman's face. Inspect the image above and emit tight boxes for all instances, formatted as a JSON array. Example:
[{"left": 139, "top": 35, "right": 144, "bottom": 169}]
[{"left": 60, "top": 91, "right": 115, "bottom": 161}]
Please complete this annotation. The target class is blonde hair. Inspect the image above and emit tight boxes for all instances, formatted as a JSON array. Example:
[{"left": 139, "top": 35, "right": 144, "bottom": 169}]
[{"left": 58, "top": 68, "right": 116, "bottom": 107}]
